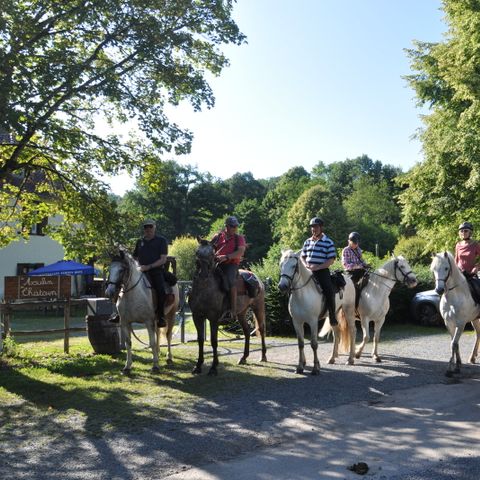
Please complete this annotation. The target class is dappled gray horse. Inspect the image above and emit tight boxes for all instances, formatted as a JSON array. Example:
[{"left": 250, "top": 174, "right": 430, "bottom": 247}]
[
  {"left": 431, "top": 251, "right": 480, "bottom": 376},
  {"left": 105, "top": 248, "right": 179, "bottom": 374},
  {"left": 188, "top": 239, "right": 267, "bottom": 375}
]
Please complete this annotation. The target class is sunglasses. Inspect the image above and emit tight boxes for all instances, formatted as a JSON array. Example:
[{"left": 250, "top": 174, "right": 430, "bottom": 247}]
[
  {"left": 143, "top": 225, "right": 154, "bottom": 229},
  {"left": 460, "top": 229, "right": 471, "bottom": 233}
]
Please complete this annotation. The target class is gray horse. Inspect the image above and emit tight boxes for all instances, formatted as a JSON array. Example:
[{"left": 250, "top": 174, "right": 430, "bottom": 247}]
[{"left": 189, "top": 239, "right": 267, "bottom": 375}]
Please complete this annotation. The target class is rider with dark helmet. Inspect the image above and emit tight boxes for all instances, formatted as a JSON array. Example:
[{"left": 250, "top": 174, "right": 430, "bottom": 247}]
[
  {"left": 342, "top": 232, "right": 368, "bottom": 278},
  {"left": 342, "top": 232, "right": 369, "bottom": 312},
  {"left": 455, "top": 221, "right": 480, "bottom": 275},
  {"left": 300, "top": 216, "right": 337, "bottom": 325}
]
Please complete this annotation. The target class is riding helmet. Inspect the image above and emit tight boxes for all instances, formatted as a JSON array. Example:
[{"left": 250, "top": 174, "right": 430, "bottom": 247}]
[
  {"left": 225, "top": 215, "right": 240, "bottom": 227},
  {"left": 309, "top": 217, "right": 324, "bottom": 227},
  {"left": 458, "top": 221, "right": 473, "bottom": 231},
  {"left": 348, "top": 232, "right": 360, "bottom": 243}
]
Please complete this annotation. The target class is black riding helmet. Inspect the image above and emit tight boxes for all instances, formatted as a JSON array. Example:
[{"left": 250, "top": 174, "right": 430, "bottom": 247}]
[
  {"left": 459, "top": 221, "right": 473, "bottom": 231},
  {"left": 309, "top": 217, "right": 324, "bottom": 227},
  {"left": 348, "top": 231, "right": 360, "bottom": 243}
]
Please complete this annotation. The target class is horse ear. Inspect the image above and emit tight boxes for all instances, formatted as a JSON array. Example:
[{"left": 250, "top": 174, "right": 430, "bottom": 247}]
[
  {"left": 444, "top": 251, "right": 448, "bottom": 258},
  {"left": 196, "top": 235, "right": 203, "bottom": 244}
]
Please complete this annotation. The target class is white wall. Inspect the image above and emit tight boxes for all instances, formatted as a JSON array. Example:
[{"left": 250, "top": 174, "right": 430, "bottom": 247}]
[{"left": 0, "top": 236, "right": 65, "bottom": 299}]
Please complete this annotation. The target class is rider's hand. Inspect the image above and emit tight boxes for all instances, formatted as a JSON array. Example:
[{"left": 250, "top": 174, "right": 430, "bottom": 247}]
[
  {"left": 216, "top": 255, "right": 228, "bottom": 263},
  {"left": 140, "top": 265, "right": 150, "bottom": 272}
]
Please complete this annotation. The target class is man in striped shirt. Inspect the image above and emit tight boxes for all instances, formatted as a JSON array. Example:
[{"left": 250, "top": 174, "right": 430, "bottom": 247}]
[{"left": 301, "top": 217, "right": 337, "bottom": 325}]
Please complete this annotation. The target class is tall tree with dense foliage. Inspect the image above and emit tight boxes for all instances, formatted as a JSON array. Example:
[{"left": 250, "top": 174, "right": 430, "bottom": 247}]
[
  {"left": 400, "top": 0, "right": 480, "bottom": 247},
  {"left": 0, "top": 1, "right": 245, "bottom": 253}
]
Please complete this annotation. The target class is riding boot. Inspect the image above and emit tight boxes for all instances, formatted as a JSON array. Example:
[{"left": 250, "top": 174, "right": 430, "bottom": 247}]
[
  {"left": 328, "top": 294, "right": 337, "bottom": 326},
  {"left": 156, "top": 303, "right": 166, "bottom": 328}
]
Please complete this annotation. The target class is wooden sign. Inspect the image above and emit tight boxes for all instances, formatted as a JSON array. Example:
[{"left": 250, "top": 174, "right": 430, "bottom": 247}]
[{"left": 4, "top": 276, "right": 71, "bottom": 301}]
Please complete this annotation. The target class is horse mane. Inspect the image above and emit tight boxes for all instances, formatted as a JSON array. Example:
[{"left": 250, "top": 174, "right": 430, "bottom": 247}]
[{"left": 431, "top": 251, "right": 457, "bottom": 272}]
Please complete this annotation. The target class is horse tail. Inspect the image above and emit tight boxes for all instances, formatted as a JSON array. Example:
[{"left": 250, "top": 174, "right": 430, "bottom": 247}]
[
  {"left": 250, "top": 283, "right": 266, "bottom": 337},
  {"left": 319, "top": 317, "right": 332, "bottom": 338},
  {"left": 130, "top": 324, "right": 150, "bottom": 347},
  {"left": 338, "top": 309, "right": 351, "bottom": 353}
]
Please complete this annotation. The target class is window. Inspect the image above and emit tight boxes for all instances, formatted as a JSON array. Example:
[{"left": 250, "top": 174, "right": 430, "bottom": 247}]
[{"left": 17, "top": 263, "right": 44, "bottom": 275}]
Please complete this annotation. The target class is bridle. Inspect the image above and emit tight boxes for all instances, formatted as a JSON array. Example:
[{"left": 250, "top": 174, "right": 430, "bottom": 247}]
[
  {"left": 434, "top": 254, "right": 459, "bottom": 292},
  {"left": 279, "top": 254, "right": 314, "bottom": 293},
  {"left": 371, "top": 259, "right": 415, "bottom": 286},
  {"left": 106, "top": 258, "right": 143, "bottom": 294}
]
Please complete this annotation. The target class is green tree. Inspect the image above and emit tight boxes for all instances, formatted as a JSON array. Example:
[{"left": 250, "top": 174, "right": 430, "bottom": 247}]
[
  {"left": 0, "top": 1, "right": 245, "bottom": 251},
  {"left": 262, "top": 166, "right": 312, "bottom": 241},
  {"left": 400, "top": 0, "right": 480, "bottom": 247},
  {"left": 281, "top": 184, "right": 349, "bottom": 250}
]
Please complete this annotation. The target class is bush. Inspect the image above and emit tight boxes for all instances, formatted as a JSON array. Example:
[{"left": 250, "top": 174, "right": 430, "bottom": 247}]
[
  {"left": 170, "top": 236, "right": 198, "bottom": 281},
  {"left": 251, "top": 243, "right": 292, "bottom": 336},
  {"left": 394, "top": 236, "right": 433, "bottom": 266}
]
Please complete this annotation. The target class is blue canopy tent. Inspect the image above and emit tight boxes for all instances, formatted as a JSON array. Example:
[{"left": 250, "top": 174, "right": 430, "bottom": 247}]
[{"left": 28, "top": 260, "right": 98, "bottom": 276}]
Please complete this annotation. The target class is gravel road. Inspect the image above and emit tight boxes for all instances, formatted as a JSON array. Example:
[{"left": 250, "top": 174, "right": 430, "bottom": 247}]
[{"left": 2, "top": 329, "right": 480, "bottom": 479}]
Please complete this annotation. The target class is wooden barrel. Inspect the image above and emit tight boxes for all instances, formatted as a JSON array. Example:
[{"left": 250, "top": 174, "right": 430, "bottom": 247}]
[{"left": 86, "top": 314, "right": 121, "bottom": 354}]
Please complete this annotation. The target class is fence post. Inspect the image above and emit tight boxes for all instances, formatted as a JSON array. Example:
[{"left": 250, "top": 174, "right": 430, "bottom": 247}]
[{"left": 64, "top": 298, "right": 71, "bottom": 354}]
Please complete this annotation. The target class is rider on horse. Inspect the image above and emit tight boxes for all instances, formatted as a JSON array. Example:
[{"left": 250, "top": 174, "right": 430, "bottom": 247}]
[
  {"left": 455, "top": 221, "right": 480, "bottom": 302},
  {"left": 133, "top": 219, "right": 169, "bottom": 327},
  {"left": 211, "top": 216, "right": 246, "bottom": 322},
  {"left": 301, "top": 217, "right": 337, "bottom": 325},
  {"left": 342, "top": 232, "right": 369, "bottom": 312}
]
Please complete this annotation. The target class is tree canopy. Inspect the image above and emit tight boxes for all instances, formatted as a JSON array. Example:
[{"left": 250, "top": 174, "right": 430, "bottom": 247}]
[
  {"left": 0, "top": 0, "right": 244, "bottom": 253},
  {"left": 400, "top": 0, "right": 480, "bottom": 248}
]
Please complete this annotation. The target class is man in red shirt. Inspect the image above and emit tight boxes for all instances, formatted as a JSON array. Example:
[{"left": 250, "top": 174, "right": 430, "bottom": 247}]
[
  {"left": 455, "top": 221, "right": 480, "bottom": 275},
  {"left": 211, "top": 216, "right": 246, "bottom": 321}
]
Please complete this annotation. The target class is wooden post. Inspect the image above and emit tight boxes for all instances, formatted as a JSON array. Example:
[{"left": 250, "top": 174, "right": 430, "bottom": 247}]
[{"left": 64, "top": 298, "right": 70, "bottom": 354}]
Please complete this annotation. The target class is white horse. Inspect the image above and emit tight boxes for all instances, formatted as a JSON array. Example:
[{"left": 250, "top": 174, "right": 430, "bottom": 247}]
[
  {"left": 278, "top": 250, "right": 356, "bottom": 374},
  {"left": 105, "top": 248, "right": 179, "bottom": 374},
  {"left": 431, "top": 251, "right": 480, "bottom": 376},
  {"left": 320, "top": 256, "right": 418, "bottom": 363}
]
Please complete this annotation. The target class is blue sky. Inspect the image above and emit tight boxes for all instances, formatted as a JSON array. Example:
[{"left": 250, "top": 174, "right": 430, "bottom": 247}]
[{"left": 110, "top": 0, "right": 446, "bottom": 194}]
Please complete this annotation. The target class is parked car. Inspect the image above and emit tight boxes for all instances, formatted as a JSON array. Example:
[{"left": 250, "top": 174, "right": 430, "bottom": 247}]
[{"left": 411, "top": 289, "right": 443, "bottom": 326}]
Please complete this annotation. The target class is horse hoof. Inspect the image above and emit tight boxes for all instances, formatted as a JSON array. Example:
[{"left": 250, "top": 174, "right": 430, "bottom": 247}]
[
  {"left": 260, "top": 356, "right": 267, "bottom": 362},
  {"left": 311, "top": 368, "right": 320, "bottom": 376},
  {"left": 355, "top": 352, "right": 361, "bottom": 359},
  {"left": 295, "top": 367, "right": 304, "bottom": 374},
  {"left": 327, "top": 358, "right": 335, "bottom": 365},
  {"left": 166, "top": 358, "right": 174, "bottom": 366},
  {"left": 151, "top": 366, "right": 160, "bottom": 374},
  {"left": 237, "top": 358, "right": 247, "bottom": 365},
  {"left": 374, "top": 357, "right": 382, "bottom": 363},
  {"left": 192, "top": 367, "right": 202, "bottom": 375},
  {"left": 346, "top": 358, "right": 354, "bottom": 365},
  {"left": 121, "top": 368, "right": 131, "bottom": 376},
  {"left": 207, "top": 368, "right": 218, "bottom": 376}
]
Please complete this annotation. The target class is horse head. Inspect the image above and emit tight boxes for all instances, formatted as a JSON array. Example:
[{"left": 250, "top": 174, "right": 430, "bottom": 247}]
[
  {"left": 431, "top": 251, "right": 455, "bottom": 295},
  {"left": 392, "top": 256, "right": 418, "bottom": 288},
  {"left": 278, "top": 249, "right": 300, "bottom": 294},
  {"left": 105, "top": 247, "right": 129, "bottom": 299},
  {"left": 195, "top": 238, "right": 216, "bottom": 278}
]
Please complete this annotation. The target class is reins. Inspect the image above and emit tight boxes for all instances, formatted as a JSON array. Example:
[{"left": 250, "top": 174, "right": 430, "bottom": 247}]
[
  {"left": 280, "top": 255, "right": 315, "bottom": 293},
  {"left": 370, "top": 259, "right": 414, "bottom": 287}
]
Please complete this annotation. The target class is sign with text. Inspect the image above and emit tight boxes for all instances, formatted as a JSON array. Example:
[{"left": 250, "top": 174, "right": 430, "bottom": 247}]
[{"left": 4, "top": 276, "right": 71, "bottom": 301}]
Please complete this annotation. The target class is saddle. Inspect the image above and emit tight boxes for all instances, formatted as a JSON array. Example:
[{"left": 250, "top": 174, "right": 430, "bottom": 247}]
[
  {"left": 346, "top": 269, "right": 370, "bottom": 315},
  {"left": 465, "top": 274, "right": 480, "bottom": 305},
  {"left": 312, "top": 270, "right": 346, "bottom": 320},
  {"left": 216, "top": 267, "right": 260, "bottom": 298}
]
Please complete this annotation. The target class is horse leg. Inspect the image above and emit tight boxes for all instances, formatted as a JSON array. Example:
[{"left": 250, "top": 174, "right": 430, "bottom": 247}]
[
  {"left": 237, "top": 310, "right": 250, "bottom": 365},
  {"left": 122, "top": 323, "right": 133, "bottom": 374},
  {"left": 446, "top": 326, "right": 463, "bottom": 376},
  {"left": 252, "top": 299, "right": 267, "bottom": 362},
  {"left": 294, "top": 323, "right": 306, "bottom": 374},
  {"left": 372, "top": 317, "right": 386, "bottom": 363},
  {"left": 148, "top": 323, "right": 160, "bottom": 374},
  {"left": 469, "top": 319, "right": 480, "bottom": 364},
  {"left": 192, "top": 316, "right": 205, "bottom": 375},
  {"left": 355, "top": 317, "right": 370, "bottom": 359},
  {"left": 310, "top": 321, "right": 320, "bottom": 375},
  {"left": 164, "top": 306, "right": 175, "bottom": 366},
  {"left": 208, "top": 321, "right": 219, "bottom": 376},
  {"left": 327, "top": 321, "right": 339, "bottom": 364}
]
